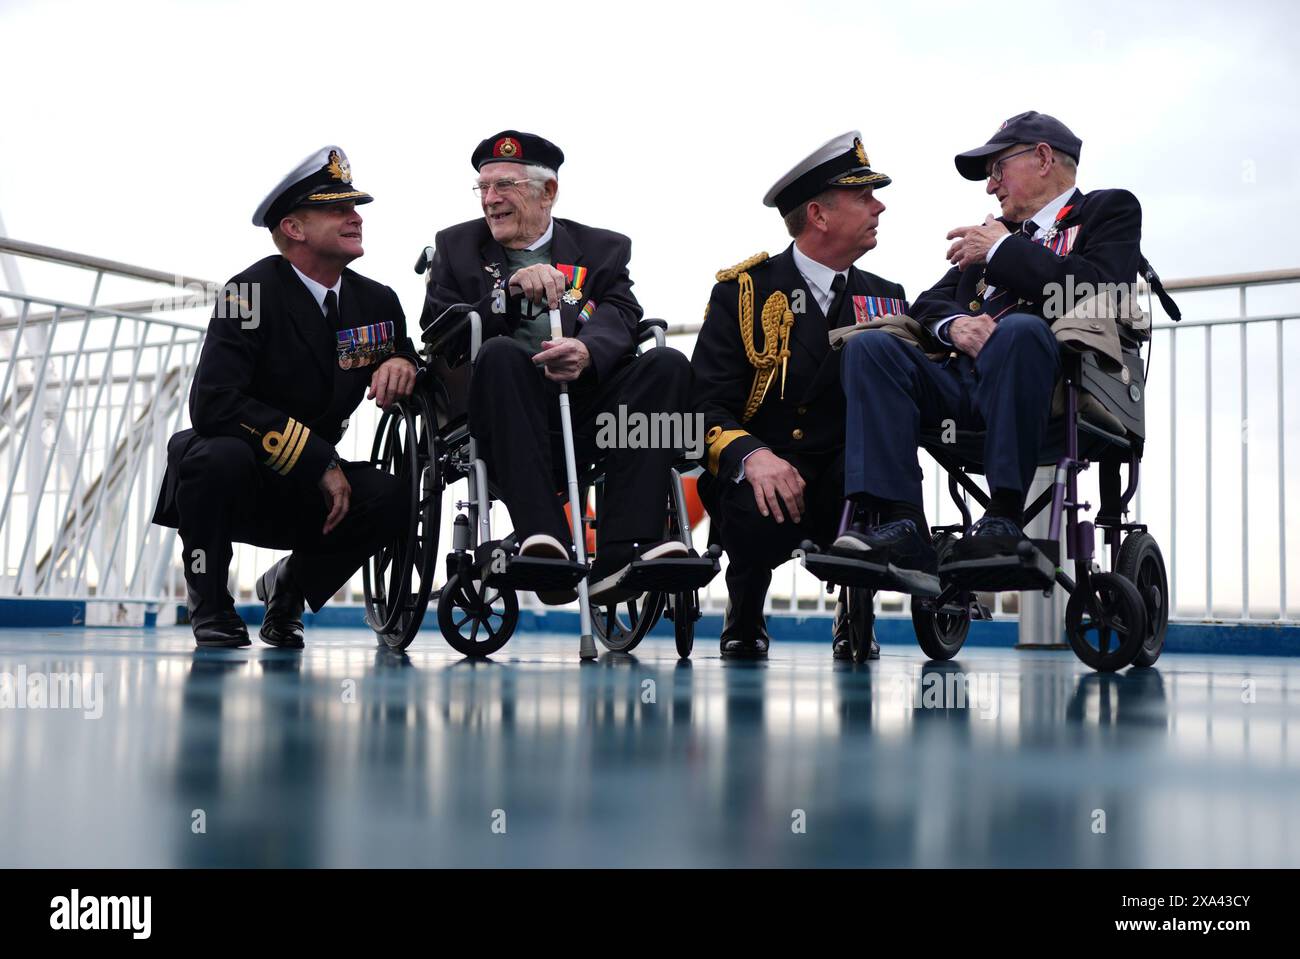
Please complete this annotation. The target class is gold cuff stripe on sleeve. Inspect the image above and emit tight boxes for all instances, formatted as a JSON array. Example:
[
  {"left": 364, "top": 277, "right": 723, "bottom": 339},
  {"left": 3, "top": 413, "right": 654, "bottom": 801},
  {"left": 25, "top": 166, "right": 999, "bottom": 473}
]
[
  {"left": 706, "top": 428, "right": 750, "bottom": 476},
  {"left": 267, "top": 418, "right": 303, "bottom": 471},
  {"left": 279, "top": 424, "right": 311, "bottom": 475},
  {"left": 262, "top": 417, "right": 295, "bottom": 470}
]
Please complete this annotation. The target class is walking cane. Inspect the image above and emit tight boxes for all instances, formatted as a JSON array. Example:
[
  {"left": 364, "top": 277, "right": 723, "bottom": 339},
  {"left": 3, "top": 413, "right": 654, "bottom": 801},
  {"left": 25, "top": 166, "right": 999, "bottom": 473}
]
[{"left": 550, "top": 308, "right": 597, "bottom": 660}]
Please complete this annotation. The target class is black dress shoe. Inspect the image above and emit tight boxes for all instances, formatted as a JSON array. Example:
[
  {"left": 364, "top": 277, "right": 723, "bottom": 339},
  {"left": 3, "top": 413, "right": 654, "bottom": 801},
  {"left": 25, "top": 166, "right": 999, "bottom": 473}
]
[
  {"left": 191, "top": 610, "right": 250, "bottom": 648},
  {"left": 255, "top": 558, "right": 305, "bottom": 649},
  {"left": 831, "top": 636, "right": 879, "bottom": 661},
  {"left": 721, "top": 634, "right": 770, "bottom": 659}
]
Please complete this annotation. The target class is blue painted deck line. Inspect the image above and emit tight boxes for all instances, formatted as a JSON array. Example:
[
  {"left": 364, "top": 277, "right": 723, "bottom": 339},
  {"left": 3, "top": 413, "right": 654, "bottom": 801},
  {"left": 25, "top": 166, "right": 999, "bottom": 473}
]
[
  {"left": 2, "top": 598, "right": 1297, "bottom": 657},
  {"left": 1, "top": 628, "right": 1298, "bottom": 868}
]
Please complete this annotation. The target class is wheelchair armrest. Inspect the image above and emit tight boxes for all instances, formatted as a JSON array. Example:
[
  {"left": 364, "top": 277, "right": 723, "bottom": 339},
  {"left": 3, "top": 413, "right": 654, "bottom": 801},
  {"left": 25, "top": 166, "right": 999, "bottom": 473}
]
[
  {"left": 636, "top": 318, "right": 669, "bottom": 349},
  {"left": 421, "top": 302, "right": 475, "bottom": 343}
]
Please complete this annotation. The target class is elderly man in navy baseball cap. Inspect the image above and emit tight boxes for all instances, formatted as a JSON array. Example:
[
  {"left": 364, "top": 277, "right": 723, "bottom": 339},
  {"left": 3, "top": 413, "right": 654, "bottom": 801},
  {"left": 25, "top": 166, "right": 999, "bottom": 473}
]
[{"left": 837, "top": 109, "right": 1144, "bottom": 580}]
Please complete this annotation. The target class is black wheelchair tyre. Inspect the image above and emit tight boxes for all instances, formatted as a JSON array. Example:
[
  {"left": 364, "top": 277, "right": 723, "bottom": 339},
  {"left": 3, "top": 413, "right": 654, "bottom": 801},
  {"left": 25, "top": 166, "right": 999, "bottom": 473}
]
[
  {"left": 1115, "top": 532, "right": 1169, "bottom": 668},
  {"left": 364, "top": 394, "right": 441, "bottom": 650},
  {"left": 593, "top": 592, "right": 665, "bottom": 653},
  {"left": 846, "top": 587, "right": 876, "bottom": 664},
  {"left": 437, "top": 572, "right": 518, "bottom": 658},
  {"left": 911, "top": 595, "right": 971, "bottom": 661},
  {"left": 672, "top": 591, "right": 695, "bottom": 659},
  {"left": 1065, "top": 571, "right": 1147, "bottom": 672},
  {"left": 911, "top": 533, "right": 969, "bottom": 661}
]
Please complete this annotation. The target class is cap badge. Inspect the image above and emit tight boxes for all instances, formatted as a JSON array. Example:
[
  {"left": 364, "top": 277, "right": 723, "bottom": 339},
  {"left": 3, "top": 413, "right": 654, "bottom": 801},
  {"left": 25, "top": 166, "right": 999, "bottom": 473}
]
[
  {"left": 327, "top": 150, "right": 353, "bottom": 184},
  {"left": 495, "top": 137, "right": 521, "bottom": 158},
  {"left": 853, "top": 137, "right": 869, "bottom": 167}
]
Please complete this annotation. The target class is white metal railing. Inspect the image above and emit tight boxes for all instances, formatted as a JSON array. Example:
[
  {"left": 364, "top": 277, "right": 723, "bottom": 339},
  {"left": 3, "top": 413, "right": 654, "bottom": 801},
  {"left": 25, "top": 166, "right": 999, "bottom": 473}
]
[
  {"left": 0, "top": 238, "right": 212, "bottom": 610},
  {"left": 2, "top": 236, "right": 1297, "bottom": 629}
]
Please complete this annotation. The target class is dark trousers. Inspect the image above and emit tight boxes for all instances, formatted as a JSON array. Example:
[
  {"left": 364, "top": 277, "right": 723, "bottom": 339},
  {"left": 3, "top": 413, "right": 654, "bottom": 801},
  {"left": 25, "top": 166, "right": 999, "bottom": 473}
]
[
  {"left": 842, "top": 313, "right": 1061, "bottom": 506},
  {"left": 699, "top": 448, "right": 846, "bottom": 618},
  {"left": 468, "top": 337, "right": 693, "bottom": 549},
  {"left": 171, "top": 435, "right": 407, "bottom": 615}
]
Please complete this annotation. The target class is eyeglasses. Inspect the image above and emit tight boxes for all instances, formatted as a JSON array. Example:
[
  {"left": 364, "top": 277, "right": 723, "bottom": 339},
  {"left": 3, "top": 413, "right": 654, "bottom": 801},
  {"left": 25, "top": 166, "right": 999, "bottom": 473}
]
[
  {"left": 987, "top": 147, "right": 1038, "bottom": 182},
  {"left": 471, "top": 177, "right": 541, "bottom": 196}
]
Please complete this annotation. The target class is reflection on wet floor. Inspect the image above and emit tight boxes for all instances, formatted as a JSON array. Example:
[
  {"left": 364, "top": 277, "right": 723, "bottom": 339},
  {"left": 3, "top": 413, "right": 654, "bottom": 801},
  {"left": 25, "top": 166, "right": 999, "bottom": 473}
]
[{"left": 1, "top": 628, "right": 1298, "bottom": 867}]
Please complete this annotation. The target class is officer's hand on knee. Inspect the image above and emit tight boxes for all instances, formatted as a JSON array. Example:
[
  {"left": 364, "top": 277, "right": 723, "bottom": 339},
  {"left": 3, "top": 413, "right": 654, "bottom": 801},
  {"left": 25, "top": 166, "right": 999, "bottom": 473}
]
[
  {"left": 318, "top": 463, "right": 352, "bottom": 535},
  {"left": 368, "top": 357, "right": 417, "bottom": 409},
  {"left": 744, "top": 449, "right": 805, "bottom": 524},
  {"left": 508, "top": 264, "right": 567, "bottom": 309},
  {"left": 950, "top": 314, "right": 997, "bottom": 359}
]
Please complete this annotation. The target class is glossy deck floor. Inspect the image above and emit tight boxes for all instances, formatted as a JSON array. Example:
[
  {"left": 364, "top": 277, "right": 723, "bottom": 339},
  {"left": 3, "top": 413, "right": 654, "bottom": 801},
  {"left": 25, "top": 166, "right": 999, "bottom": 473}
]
[{"left": 2, "top": 626, "right": 1298, "bottom": 868}]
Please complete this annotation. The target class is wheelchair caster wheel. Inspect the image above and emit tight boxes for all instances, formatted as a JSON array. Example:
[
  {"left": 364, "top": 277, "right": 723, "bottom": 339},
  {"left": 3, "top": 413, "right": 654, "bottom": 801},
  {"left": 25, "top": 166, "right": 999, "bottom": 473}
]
[
  {"left": 437, "top": 573, "right": 518, "bottom": 658},
  {"left": 672, "top": 591, "right": 696, "bottom": 659},
  {"left": 911, "top": 595, "right": 970, "bottom": 661},
  {"left": 1065, "top": 571, "right": 1146, "bottom": 672},
  {"left": 845, "top": 587, "right": 875, "bottom": 664}
]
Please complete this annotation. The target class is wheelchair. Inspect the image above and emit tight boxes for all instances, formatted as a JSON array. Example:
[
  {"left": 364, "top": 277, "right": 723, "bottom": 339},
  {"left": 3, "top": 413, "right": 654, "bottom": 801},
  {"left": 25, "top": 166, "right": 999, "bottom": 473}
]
[
  {"left": 800, "top": 272, "right": 1179, "bottom": 672},
  {"left": 361, "top": 251, "right": 720, "bottom": 660}
]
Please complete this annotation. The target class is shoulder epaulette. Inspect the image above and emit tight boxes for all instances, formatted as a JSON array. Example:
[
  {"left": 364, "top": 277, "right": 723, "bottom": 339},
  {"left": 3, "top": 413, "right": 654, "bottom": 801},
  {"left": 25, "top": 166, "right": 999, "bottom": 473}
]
[{"left": 716, "top": 252, "right": 769, "bottom": 283}]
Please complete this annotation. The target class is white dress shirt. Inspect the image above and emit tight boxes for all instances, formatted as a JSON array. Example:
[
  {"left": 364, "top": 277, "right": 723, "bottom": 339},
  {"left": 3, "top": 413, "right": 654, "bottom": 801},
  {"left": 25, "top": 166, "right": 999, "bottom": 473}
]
[
  {"left": 933, "top": 185, "right": 1078, "bottom": 346},
  {"left": 525, "top": 218, "right": 554, "bottom": 252},
  {"left": 291, "top": 263, "right": 343, "bottom": 316},
  {"left": 791, "top": 241, "right": 849, "bottom": 316}
]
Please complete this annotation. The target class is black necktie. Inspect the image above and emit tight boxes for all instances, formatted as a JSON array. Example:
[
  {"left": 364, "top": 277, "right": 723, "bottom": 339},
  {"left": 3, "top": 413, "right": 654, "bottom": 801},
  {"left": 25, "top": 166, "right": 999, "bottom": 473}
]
[
  {"left": 324, "top": 289, "right": 341, "bottom": 329},
  {"left": 828, "top": 273, "right": 847, "bottom": 324}
]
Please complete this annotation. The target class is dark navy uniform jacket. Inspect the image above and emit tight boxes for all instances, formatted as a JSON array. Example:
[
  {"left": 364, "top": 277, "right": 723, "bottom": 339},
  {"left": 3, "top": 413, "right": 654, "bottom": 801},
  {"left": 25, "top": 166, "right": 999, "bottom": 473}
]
[
  {"left": 421, "top": 216, "right": 643, "bottom": 383},
  {"left": 692, "top": 244, "right": 907, "bottom": 480},
  {"left": 911, "top": 187, "right": 1142, "bottom": 328},
  {"left": 152, "top": 255, "right": 417, "bottom": 527}
]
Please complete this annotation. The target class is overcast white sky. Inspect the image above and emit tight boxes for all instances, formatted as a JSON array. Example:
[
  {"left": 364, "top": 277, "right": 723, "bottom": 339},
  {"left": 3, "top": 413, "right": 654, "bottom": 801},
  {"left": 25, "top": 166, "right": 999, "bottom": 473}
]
[
  {"left": 2, "top": 0, "right": 1298, "bottom": 614},
  {"left": 1, "top": 0, "right": 1297, "bottom": 322}
]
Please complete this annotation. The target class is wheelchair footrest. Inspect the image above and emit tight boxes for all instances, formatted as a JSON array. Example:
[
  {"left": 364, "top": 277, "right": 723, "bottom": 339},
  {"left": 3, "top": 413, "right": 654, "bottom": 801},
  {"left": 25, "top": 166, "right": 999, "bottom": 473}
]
[
  {"left": 799, "top": 551, "right": 941, "bottom": 597},
  {"left": 481, "top": 554, "right": 588, "bottom": 591},
  {"left": 939, "top": 539, "right": 1059, "bottom": 592},
  {"left": 617, "top": 556, "right": 720, "bottom": 593}
]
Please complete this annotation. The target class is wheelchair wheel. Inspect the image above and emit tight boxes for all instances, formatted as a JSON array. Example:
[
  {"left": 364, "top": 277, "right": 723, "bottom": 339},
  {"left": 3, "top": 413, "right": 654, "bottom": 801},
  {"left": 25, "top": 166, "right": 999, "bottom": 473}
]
[
  {"left": 1115, "top": 532, "right": 1169, "bottom": 668},
  {"left": 1065, "top": 571, "right": 1147, "bottom": 672},
  {"left": 845, "top": 586, "right": 876, "bottom": 664},
  {"left": 671, "top": 591, "right": 696, "bottom": 659},
  {"left": 592, "top": 592, "right": 666, "bottom": 653},
  {"left": 437, "top": 572, "right": 518, "bottom": 658},
  {"left": 364, "top": 392, "right": 441, "bottom": 650},
  {"left": 911, "top": 595, "right": 970, "bottom": 661}
]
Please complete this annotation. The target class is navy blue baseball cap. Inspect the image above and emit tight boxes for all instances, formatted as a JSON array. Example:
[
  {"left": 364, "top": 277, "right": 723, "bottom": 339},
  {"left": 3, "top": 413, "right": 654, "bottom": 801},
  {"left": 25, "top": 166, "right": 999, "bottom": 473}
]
[{"left": 954, "top": 111, "right": 1082, "bottom": 180}]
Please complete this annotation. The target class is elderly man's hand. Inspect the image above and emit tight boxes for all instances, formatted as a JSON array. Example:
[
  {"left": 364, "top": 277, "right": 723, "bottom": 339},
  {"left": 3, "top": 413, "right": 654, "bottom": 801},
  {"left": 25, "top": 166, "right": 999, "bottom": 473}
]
[
  {"left": 744, "top": 449, "right": 805, "bottom": 524},
  {"left": 534, "top": 337, "right": 590, "bottom": 382},
  {"left": 509, "top": 264, "right": 568, "bottom": 309},
  {"left": 949, "top": 314, "right": 998, "bottom": 358},
  {"left": 946, "top": 215, "right": 1010, "bottom": 271},
  {"left": 368, "top": 356, "right": 417, "bottom": 409}
]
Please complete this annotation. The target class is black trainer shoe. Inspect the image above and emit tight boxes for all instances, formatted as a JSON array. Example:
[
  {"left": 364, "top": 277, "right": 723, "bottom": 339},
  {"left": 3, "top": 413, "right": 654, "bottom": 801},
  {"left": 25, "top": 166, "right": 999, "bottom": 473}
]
[
  {"left": 947, "top": 515, "right": 1028, "bottom": 563},
  {"left": 588, "top": 540, "right": 688, "bottom": 607},
  {"left": 519, "top": 532, "right": 578, "bottom": 605},
  {"left": 831, "top": 519, "right": 937, "bottom": 573}
]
